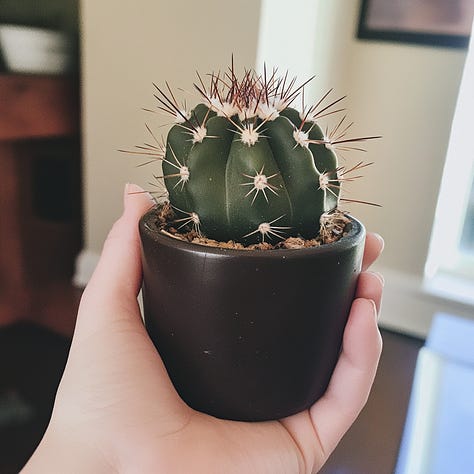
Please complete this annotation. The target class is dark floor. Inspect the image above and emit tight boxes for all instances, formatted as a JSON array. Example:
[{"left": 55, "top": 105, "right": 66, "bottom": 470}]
[
  {"left": 0, "top": 322, "right": 423, "bottom": 474},
  {"left": 321, "top": 330, "right": 423, "bottom": 474},
  {"left": 0, "top": 323, "right": 70, "bottom": 474}
]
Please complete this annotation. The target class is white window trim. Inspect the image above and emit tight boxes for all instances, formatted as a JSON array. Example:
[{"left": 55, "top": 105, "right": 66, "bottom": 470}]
[{"left": 378, "top": 266, "right": 474, "bottom": 339}]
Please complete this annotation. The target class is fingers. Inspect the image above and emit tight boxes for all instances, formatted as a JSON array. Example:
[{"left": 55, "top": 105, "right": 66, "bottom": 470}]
[
  {"left": 307, "top": 237, "right": 384, "bottom": 456},
  {"left": 77, "top": 184, "right": 154, "bottom": 328},
  {"left": 309, "top": 298, "right": 383, "bottom": 457},
  {"left": 359, "top": 230, "right": 384, "bottom": 313},
  {"left": 356, "top": 271, "right": 384, "bottom": 313},
  {"left": 362, "top": 233, "right": 384, "bottom": 271}
]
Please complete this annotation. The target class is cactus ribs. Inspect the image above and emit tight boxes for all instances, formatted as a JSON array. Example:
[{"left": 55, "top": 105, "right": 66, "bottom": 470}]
[{"left": 125, "top": 62, "right": 380, "bottom": 247}]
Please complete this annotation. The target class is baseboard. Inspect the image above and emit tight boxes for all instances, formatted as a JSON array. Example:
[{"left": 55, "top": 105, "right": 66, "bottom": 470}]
[
  {"left": 73, "top": 249, "right": 100, "bottom": 288},
  {"left": 73, "top": 250, "right": 472, "bottom": 338},
  {"left": 378, "top": 266, "right": 474, "bottom": 339}
]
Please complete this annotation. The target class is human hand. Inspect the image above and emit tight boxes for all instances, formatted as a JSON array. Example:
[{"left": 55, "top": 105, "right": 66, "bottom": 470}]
[{"left": 23, "top": 184, "right": 383, "bottom": 474}]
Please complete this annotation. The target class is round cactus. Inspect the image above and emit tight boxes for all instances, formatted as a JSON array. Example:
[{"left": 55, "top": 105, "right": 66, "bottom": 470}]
[{"left": 133, "top": 66, "right": 378, "bottom": 245}]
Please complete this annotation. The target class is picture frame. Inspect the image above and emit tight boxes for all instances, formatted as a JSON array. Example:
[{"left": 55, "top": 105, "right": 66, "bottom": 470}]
[{"left": 357, "top": 0, "right": 474, "bottom": 49}]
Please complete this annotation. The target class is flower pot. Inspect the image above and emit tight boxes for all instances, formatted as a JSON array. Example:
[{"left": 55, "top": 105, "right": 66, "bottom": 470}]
[{"left": 139, "top": 206, "right": 366, "bottom": 421}]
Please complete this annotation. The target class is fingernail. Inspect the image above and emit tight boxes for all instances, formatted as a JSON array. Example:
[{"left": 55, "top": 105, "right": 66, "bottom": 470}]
[
  {"left": 357, "top": 298, "right": 378, "bottom": 320},
  {"left": 123, "top": 183, "right": 155, "bottom": 207},
  {"left": 123, "top": 182, "right": 131, "bottom": 208},
  {"left": 374, "top": 233, "right": 385, "bottom": 252},
  {"left": 368, "top": 299, "right": 377, "bottom": 319},
  {"left": 369, "top": 271, "right": 385, "bottom": 286}
]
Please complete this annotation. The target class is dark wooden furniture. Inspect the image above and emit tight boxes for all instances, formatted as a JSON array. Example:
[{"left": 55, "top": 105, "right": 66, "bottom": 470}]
[{"left": 0, "top": 75, "right": 81, "bottom": 334}]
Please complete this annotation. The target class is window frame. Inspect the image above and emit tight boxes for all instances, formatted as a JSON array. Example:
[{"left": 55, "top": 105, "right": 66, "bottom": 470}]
[{"left": 425, "top": 28, "right": 474, "bottom": 303}]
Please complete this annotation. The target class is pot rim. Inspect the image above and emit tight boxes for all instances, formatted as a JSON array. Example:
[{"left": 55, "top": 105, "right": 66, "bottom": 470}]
[{"left": 140, "top": 206, "right": 366, "bottom": 259}]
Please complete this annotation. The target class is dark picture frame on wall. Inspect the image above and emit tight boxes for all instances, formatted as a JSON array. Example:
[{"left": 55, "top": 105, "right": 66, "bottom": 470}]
[{"left": 357, "top": 0, "right": 474, "bottom": 49}]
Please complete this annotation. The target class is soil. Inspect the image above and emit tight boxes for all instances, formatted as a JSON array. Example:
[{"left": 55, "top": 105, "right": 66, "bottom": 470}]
[{"left": 151, "top": 202, "right": 352, "bottom": 250}]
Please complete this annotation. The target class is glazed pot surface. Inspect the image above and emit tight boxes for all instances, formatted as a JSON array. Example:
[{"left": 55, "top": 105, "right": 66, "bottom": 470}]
[{"left": 139, "top": 207, "right": 365, "bottom": 421}]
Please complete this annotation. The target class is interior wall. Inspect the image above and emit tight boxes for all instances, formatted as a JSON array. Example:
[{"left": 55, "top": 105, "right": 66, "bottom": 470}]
[
  {"left": 80, "top": 0, "right": 261, "bottom": 253},
  {"left": 311, "top": 1, "right": 467, "bottom": 277},
  {"left": 347, "top": 43, "right": 466, "bottom": 277},
  {"left": 81, "top": 0, "right": 468, "bottom": 287}
]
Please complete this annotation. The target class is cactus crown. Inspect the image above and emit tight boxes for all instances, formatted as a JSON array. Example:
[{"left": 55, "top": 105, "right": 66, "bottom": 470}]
[{"left": 132, "top": 64, "right": 378, "bottom": 246}]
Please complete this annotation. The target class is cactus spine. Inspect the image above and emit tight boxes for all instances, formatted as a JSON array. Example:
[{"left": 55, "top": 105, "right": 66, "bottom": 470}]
[{"left": 141, "top": 66, "right": 377, "bottom": 245}]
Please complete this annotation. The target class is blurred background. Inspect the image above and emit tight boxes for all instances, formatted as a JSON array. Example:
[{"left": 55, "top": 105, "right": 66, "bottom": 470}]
[{"left": 0, "top": 0, "right": 473, "bottom": 472}]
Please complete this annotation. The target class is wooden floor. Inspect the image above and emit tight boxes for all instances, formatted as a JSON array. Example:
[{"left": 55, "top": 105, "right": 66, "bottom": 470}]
[{"left": 0, "top": 294, "right": 423, "bottom": 474}]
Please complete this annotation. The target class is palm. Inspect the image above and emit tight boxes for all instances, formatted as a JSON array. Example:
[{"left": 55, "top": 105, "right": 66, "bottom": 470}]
[{"left": 55, "top": 313, "right": 311, "bottom": 472}]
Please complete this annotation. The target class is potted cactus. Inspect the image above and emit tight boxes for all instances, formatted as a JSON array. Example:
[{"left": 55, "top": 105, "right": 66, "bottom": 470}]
[{"left": 134, "top": 64, "right": 379, "bottom": 422}]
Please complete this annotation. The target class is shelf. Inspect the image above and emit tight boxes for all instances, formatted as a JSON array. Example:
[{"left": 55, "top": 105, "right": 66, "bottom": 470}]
[
  {"left": 0, "top": 74, "right": 79, "bottom": 141},
  {"left": 0, "top": 74, "right": 81, "bottom": 329}
]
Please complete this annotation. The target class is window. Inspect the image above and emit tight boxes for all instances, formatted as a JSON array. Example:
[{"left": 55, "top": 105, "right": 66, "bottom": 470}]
[
  {"left": 460, "top": 176, "right": 474, "bottom": 254},
  {"left": 425, "top": 22, "right": 474, "bottom": 304}
]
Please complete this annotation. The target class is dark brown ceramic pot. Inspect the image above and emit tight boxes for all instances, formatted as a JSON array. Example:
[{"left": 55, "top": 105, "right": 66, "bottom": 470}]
[{"left": 139, "top": 206, "right": 366, "bottom": 422}]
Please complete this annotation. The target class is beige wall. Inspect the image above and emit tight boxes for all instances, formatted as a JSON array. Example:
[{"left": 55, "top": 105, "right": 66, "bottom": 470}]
[
  {"left": 346, "top": 40, "right": 465, "bottom": 276},
  {"left": 311, "top": 1, "right": 467, "bottom": 277},
  {"left": 81, "top": 0, "right": 467, "bottom": 279},
  {"left": 80, "top": 0, "right": 261, "bottom": 252}
]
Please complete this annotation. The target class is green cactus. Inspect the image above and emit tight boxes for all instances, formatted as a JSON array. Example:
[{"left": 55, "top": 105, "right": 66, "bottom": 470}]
[{"left": 136, "top": 67, "right": 377, "bottom": 245}]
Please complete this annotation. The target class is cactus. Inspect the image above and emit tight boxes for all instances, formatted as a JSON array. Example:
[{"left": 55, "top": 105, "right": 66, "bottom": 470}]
[{"left": 133, "top": 65, "right": 378, "bottom": 245}]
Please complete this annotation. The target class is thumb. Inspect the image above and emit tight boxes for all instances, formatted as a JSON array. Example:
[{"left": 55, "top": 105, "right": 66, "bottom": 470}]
[{"left": 76, "top": 184, "right": 154, "bottom": 330}]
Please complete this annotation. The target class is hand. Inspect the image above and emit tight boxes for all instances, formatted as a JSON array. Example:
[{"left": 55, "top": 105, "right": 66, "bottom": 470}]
[{"left": 23, "top": 184, "right": 384, "bottom": 474}]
